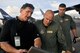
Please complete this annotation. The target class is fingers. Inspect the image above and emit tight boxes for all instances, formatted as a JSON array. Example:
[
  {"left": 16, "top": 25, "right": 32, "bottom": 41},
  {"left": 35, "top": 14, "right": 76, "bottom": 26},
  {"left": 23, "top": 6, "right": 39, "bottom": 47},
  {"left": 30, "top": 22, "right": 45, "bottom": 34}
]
[{"left": 16, "top": 49, "right": 27, "bottom": 53}]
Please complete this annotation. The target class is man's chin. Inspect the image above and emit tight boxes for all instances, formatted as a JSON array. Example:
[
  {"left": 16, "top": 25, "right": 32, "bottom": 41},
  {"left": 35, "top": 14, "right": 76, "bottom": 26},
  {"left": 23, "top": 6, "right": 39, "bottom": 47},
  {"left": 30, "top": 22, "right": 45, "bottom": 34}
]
[{"left": 23, "top": 19, "right": 28, "bottom": 21}]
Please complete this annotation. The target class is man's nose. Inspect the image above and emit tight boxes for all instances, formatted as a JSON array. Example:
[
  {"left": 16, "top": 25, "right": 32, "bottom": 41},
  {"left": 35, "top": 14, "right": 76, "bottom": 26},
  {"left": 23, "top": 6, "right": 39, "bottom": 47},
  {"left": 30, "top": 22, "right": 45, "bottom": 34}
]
[{"left": 47, "top": 20, "right": 51, "bottom": 23}]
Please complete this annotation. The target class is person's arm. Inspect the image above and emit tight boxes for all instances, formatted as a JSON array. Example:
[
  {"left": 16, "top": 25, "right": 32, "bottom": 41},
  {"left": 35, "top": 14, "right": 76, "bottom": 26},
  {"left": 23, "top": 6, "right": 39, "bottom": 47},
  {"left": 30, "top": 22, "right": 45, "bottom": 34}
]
[
  {"left": 70, "top": 17, "right": 78, "bottom": 37},
  {"left": 33, "top": 24, "right": 42, "bottom": 48},
  {"left": 57, "top": 25, "right": 72, "bottom": 53},
  {"left": 0, "top": 20, "right": 17, "bottom": 53},
  {"left": 71, "top": 28, "right": 77, "bottom": 37},
  {"left": 0, "top": 42, "right": 27, "bottom": 53},
  {"left": 0, "top": 42, "right": 18, "bottom": 53},
  {"left": 70, "top": 17, "right": 78, "bottom": 43}
]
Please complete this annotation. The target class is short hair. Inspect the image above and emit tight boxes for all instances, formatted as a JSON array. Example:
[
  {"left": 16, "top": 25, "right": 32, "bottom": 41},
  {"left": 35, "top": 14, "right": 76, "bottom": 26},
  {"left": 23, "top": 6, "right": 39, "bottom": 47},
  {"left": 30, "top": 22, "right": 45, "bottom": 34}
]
[
  {"left": 45, "top": 10, "right": 54, "bottom": 14},
  {"left": 21, "top": 3, "right": 34, "bottom": 10},
  {"left": 59, "top": 3, "right": 66, "bottom": 7}
]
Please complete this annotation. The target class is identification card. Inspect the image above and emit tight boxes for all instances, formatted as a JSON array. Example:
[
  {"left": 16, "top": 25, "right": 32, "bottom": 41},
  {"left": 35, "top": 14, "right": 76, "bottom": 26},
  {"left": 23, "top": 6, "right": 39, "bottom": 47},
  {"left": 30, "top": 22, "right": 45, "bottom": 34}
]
[{"left": 14, "top": 36, "right": 21, "bottom": 46}]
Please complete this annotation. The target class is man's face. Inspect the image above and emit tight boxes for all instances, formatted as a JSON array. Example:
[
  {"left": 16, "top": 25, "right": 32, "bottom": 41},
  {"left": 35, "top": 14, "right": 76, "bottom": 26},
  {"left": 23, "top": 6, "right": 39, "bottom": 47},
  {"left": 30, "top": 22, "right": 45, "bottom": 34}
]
[
  {"left": 59, "top": 7, "right": 66, "bottom": 16},
  {"left": 43, "top": 11, "right": 54, "bottom": 26},
  {"left": 20, "top": 7, "right": 33, "bottom": 21}
]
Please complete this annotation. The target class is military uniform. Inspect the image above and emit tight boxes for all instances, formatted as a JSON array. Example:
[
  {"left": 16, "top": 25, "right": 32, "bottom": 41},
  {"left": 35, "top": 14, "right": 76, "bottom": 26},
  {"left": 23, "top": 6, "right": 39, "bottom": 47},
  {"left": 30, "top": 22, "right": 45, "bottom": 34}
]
[
  {"left": 54, "top": 14, "right": 76, "bottom": 52},
  {"left": 35, "top": 20, "right": 67, "bottom": 53}
]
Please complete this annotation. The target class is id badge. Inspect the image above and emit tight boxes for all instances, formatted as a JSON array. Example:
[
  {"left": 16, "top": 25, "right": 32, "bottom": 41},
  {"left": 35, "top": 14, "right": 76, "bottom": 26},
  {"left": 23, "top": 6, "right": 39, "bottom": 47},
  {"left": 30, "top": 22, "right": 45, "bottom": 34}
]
[{"left": 14, "top": 36, "right": 21, "bottom": 46}]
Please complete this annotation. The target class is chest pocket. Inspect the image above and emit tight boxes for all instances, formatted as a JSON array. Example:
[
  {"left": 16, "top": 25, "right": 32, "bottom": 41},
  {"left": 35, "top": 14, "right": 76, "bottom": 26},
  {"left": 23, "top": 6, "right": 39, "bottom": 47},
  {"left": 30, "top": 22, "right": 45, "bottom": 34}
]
[{"left": 60, "top": 18, "right": 70, "bottom": 27}]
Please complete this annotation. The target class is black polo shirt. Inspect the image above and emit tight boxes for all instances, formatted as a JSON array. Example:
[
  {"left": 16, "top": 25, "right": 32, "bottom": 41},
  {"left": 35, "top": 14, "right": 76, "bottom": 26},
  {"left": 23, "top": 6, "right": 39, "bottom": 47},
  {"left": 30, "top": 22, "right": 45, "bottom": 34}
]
[{"left": 0, "top": 17, "right": 40, "bottom": 50}]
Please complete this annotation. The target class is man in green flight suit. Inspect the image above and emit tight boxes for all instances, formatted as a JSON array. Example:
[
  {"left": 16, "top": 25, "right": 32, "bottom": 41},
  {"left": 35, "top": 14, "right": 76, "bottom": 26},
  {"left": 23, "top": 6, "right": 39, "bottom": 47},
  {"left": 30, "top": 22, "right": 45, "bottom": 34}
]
[
  {"left": 35, "top": 10, "right": 71, "bottom": 53},
  {"left": 54, "top": 3, "right": 78, "bottom": 53}
]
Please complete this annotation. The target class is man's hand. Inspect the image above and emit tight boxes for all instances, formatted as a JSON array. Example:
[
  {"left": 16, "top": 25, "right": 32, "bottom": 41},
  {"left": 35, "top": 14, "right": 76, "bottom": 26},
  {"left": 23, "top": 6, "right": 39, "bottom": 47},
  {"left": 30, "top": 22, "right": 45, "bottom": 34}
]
[
  {"left": 65, "top": 50, "right": 72, "bottom": 53},
  {"left": 62, "top": 50, "right": 72, "bottom": 53},
  {"left": 73, "top": 36, "right": 78, "bottom": 43},
  {"left": 34, "top": 37, "right": 42, "bottom": 48},
  {"left": 15, "top": 49, "right": 27, "bottom": 53}
]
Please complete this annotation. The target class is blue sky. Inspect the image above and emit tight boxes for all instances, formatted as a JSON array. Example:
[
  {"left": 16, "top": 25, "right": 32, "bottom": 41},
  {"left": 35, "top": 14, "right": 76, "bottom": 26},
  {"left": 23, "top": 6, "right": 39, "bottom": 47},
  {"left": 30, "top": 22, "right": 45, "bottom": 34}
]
[{"left": 0, "top": 0, "right": 80, "bottom": 19}]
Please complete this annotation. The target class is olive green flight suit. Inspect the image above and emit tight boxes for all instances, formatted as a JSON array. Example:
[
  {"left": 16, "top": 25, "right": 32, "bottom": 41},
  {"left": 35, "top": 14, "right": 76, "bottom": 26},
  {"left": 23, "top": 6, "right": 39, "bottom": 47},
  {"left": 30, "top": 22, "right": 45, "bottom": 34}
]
[
  {"left": 35, "top": 20, "right": 67, "bottom": 53},
  {"left": 54, "top": 14, "right": 76, "bottom": 52}
]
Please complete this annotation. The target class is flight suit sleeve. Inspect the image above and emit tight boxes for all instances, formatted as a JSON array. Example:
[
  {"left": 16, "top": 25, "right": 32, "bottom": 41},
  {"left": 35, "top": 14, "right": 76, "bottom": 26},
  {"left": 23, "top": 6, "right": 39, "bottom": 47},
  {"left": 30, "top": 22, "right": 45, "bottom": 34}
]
[
  {"left": 70, "top": 17, "right": 76, "bottom": 29},
  {"left": 56, "top": 25, "right": 67, "bottom": 51},
  {"left": 0, "top": 20, "right": 11, "bottom": 42}
]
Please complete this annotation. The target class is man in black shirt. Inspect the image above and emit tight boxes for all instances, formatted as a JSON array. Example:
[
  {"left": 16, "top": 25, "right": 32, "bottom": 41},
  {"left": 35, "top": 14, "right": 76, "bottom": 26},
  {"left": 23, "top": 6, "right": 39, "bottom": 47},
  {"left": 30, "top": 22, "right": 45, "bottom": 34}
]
[{"left": 0, "top": 3, "right": 41, "bottom": 53}]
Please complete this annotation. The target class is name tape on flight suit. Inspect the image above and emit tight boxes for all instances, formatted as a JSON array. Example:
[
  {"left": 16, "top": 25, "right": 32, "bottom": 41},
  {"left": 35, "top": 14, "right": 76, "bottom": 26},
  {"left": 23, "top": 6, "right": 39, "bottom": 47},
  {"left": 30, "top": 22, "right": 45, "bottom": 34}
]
[{"left": 47, "top": 31, "right": 53, "bottom": 33}]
